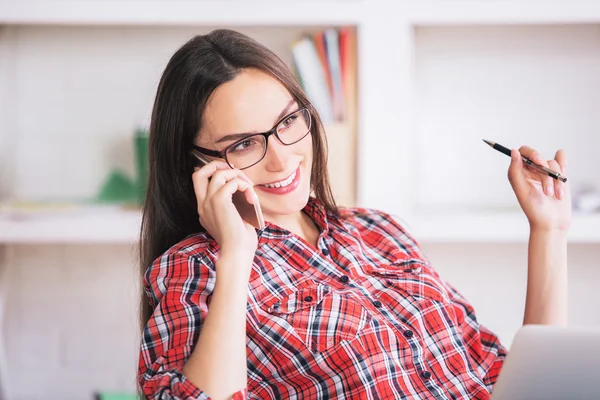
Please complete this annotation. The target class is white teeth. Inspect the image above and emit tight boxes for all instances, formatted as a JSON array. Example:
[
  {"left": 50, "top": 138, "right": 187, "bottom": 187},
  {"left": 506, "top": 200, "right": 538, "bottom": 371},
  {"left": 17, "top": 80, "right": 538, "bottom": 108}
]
[{"left": 262, "top": 170, "right": 297, "bottom": 189}]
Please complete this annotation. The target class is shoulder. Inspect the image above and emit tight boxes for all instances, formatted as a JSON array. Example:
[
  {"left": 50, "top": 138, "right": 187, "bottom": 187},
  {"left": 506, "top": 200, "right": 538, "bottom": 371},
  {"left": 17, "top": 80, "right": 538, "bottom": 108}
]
[
  {"left": 338, "top": 206, "right": 419, "bottom": 244},
  {"left": 143, "top": 232, "right": 218, "bottom": 307},
  {"left": 167, "top": 231, "right": 218, "bottom": 260},
  {"left": 152, "top": 232, "right": 218, "bottom": 271},
  {"left": 335, "top": 205, "right": 427, "bottom": 262}
]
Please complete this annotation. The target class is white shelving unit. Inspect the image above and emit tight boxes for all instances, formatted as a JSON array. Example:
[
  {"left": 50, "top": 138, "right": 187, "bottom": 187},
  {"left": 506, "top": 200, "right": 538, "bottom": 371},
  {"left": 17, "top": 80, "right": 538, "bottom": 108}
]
[
  {"left": 3, "top": 1, "right": 600, "bottom": 26},
  {"left": 1, "top": 208, "right": 599, "bottom": 244},
  {"left": 1, "top": 2, "right": 600, "bottom": 398},
  {"left": 0, "top": 208, "right": 142, "bottom": 244},
  {"left": 408, "top": 212, "right": 600, "bottom": 243},
  {"left": 0, "top": 1, "right": 363, "bottom": 25},
  {"left": 407, "top": 1, "right": 600, "bottom": 25},
  {"left": 0, "top": 0, "right": 598, "bottom": 244}
]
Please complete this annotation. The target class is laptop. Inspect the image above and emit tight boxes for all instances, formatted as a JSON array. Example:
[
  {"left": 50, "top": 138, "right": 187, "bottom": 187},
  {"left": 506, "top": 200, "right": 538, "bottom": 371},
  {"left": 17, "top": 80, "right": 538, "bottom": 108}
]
[{"left": 491, "top": 324, "right": 600, "bottom": 400}]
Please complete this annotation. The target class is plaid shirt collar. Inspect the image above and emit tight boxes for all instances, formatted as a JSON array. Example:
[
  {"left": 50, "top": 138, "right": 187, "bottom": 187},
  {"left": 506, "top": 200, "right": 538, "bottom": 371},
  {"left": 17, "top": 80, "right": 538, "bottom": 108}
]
[{"left": 257, "top": 196, "right": 331, "bottom": 243}]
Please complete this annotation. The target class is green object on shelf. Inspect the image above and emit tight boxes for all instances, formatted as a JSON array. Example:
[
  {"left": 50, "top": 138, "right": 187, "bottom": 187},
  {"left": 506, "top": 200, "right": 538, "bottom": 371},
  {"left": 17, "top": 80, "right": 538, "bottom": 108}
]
[
  {"left": 95, "top": 127, "right": 149, "bottom": 207},
  {"left": 94, "top": 392, "right": 140, "bottom": 400},
  {"left": 134, "top": 128, "right": 149, "bottom": 206},
  {"left": 97, "top": 170, "right": 138, "bottom": 204}
]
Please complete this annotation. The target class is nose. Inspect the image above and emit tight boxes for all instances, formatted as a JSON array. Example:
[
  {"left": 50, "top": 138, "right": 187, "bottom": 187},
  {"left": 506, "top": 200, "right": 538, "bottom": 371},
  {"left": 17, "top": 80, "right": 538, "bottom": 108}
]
[{"left": 263, "top": 134, "right": 288, "bottom": 172}]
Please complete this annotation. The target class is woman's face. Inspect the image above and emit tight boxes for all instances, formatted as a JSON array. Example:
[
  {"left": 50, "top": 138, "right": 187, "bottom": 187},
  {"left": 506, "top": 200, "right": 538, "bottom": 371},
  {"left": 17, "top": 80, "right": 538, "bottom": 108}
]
[{"left": 197, "top": 68, "right": 313, "bottom": 221}]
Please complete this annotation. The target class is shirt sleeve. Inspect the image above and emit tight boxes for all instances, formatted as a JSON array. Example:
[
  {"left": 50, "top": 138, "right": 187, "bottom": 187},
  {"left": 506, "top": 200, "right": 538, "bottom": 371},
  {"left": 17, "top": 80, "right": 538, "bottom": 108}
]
[
  {"left": 443, "top": 281, "right": 508, "bottom": 392},
  {"left": 138, "top": 250, "right": 248, "bottom": 400}
]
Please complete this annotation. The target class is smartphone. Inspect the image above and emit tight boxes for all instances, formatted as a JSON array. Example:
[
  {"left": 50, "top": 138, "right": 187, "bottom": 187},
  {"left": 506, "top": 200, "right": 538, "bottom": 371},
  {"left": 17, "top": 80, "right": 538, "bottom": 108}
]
[{"left": 191, "top": 150, "right": 265, "bottom": 230}]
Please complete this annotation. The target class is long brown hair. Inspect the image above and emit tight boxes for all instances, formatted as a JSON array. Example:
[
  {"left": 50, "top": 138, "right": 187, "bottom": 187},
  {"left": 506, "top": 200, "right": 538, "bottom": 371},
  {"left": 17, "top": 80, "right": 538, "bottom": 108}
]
[{"left": 138, "top": 28, "right": 339, "bottom": 389}]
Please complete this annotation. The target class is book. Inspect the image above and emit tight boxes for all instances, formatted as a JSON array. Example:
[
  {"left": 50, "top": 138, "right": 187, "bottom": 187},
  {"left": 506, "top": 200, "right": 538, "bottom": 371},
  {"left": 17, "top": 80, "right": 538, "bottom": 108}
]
[
  {"left": 324, "top": 28, "right": 345, "bottom": 122},
  {"left": 291, "top": 36, "right": 334, "bottom": 123},
  {"left": 339, "top": 26, "right": 357, "bottom": 124},
  {"left": 312, "top": 31, "right": 334, "bottom": 109}
]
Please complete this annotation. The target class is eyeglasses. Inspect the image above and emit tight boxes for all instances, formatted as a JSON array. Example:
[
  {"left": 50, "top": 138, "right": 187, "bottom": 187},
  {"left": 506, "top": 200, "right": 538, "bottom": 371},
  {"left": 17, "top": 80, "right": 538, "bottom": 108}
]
[{"left": 192, "top": 106, "right": 312, "bottom": 170}]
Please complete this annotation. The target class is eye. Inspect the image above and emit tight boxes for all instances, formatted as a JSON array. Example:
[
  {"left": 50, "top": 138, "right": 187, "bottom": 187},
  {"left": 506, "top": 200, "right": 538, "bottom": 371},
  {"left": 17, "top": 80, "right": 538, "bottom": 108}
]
[
  {"left": 280, "top": 115, "right": 298, "bottom": 131},
  {"left": 229, "top": 138, "right": 260, "bottom": 153}
]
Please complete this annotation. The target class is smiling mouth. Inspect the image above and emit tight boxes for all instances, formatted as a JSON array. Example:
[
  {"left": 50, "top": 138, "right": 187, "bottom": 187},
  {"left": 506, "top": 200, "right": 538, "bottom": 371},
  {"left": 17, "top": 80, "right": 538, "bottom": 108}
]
[{"left": 258, "top": 169, "right": 298, "bottom": 189}]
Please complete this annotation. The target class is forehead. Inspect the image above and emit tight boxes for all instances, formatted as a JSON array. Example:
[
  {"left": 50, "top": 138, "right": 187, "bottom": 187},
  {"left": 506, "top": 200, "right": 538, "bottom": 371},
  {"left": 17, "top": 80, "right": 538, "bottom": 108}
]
[{"left": 201, "top": 68, "right": 294, "bottom": 141}]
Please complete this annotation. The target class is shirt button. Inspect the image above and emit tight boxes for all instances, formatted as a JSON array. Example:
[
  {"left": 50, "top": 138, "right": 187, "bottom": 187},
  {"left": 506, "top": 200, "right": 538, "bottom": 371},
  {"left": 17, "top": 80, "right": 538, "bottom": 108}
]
[
  {"left": 421, "top": 370, "right": 432, "bottom": 379},
  {"left": 373, "top": 300, "right": 382, "bottom": 308},
  {"left": 403, "top": 330, "right": 414, "bottom": 338},
  {"left": 339, "top": 275, "right": 350, "bottom": 283},
  {"left": 304, "top": 296, "right": 313, "bottom": 302}
]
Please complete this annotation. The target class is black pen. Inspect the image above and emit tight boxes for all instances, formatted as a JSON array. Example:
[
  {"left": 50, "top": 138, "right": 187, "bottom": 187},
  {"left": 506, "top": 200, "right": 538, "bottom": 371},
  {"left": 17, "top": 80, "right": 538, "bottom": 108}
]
[{"left": 483, "top": 139, "right": 567, "bottom": 183}]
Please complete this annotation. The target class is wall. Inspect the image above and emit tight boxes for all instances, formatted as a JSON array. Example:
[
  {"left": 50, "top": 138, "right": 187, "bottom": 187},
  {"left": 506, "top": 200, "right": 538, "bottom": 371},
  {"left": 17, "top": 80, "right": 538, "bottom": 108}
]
[
  {"left": 2, "top": 20, "right": 600, "bottom": 400},
  {"left": 4, "top": 244, "right": 140, "bottom": 399},
  {"left": 421, "top": 242, "right": 600, "bottom": 345}
]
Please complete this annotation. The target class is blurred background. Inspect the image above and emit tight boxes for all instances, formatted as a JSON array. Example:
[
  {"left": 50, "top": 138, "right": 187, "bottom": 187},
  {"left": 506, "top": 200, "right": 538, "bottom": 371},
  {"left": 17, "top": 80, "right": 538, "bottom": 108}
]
[{"left": 1, "top": 1, "right": 599, "bottom": 399}]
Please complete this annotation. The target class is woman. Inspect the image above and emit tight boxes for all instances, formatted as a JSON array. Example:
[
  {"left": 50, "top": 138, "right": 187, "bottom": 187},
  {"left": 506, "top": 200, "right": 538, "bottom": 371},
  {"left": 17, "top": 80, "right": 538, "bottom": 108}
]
[{"left": 138, "top": 29, "right": 571, "bottom": 400}]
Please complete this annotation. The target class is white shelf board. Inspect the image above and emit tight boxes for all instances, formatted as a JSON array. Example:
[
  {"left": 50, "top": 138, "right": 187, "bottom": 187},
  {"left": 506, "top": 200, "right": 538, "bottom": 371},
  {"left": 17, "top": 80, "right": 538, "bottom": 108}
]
[
  {"left": 407, "top": 211, "right": 600, "bottom": 243},
  {"left": 408, "top": 1, "right": 600, "bottom": 25},
  {"left": 1, "top": 207, "right": 598, "bottom": 244},
  {"left": 0, "top": 1, "right": 363, "bottom": 26},
  {"left": 3, "top": 1, "right": 600, "bottom": 26},
  {"left": 0, "top": 207, "right": 142, "bottom": 244}
]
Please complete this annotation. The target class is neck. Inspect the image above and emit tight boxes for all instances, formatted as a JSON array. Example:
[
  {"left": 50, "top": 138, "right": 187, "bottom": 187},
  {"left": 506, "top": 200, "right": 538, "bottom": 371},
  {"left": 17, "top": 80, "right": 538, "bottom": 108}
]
[{"left": 268, "top": 211, "right": 320, "bottom": 246}]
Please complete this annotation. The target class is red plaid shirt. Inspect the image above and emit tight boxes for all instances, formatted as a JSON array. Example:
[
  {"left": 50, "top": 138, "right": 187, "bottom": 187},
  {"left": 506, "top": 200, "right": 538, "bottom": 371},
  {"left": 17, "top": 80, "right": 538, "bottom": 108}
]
[{"left": 139, "top": 197, "right": 507, "bottom": 399}]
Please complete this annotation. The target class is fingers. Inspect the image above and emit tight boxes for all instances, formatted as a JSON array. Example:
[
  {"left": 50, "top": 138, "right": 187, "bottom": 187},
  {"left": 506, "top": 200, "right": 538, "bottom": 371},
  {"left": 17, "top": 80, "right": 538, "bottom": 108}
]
[
  {"left": 223, "top": 168, "right": 256, "bottom": 200},
  {"left": 508, "top": 149, "right": 528, "bottom": 194},
  {"left": 192, "top": 160, "right": 230, "bottom": 204},
  {"left": 554, "top": 149, "right": 568, "bottom": 176},
  {"left": 518, "top": 145, "right": 553, "bottom": 197},
  {"left": 236, "top": 168, "right": 256, "bottom": 188},
  {"left": 548, "top": 159, "right": 564, "bottom": 200},
  {"left": 553, "top": 149, "right": 568, "bottom": 200},
  {"left": 192, "top": 161, "right": 257, "bottom": 204},
  {"left": 197, "top": 177, "right": 251, "bottom": 228},
  {"left": 215, "top": 177, "right": 252, "bottom": 204},
  {"left": 206, "top": 169, "right": 248, "bottom": 200}
]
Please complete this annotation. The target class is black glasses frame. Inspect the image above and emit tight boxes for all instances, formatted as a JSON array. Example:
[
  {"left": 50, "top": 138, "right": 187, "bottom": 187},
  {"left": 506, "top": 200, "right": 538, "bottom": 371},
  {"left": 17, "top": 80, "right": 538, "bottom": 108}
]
[{"left": 192, "top": 106, "right": 312, "bottom": 170}]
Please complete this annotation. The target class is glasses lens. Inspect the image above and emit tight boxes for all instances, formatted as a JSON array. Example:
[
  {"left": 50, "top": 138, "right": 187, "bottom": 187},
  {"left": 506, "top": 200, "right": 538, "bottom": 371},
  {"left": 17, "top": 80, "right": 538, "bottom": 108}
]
[
  {"left": 225, "top": 134, "right": 267, "bottom": 169},
  {"left": 276, "top": 108, "right": 311, "bottom": 145},
  {"left": 224, "top": 108, "right": 311, "bottom": 169}
]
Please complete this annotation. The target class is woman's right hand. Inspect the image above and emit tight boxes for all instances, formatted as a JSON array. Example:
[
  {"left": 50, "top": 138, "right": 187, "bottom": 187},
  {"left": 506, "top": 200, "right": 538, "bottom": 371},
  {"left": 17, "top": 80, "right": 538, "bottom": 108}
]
[{"left": 192, "top": 160, "right": 259, "bottom": 266}]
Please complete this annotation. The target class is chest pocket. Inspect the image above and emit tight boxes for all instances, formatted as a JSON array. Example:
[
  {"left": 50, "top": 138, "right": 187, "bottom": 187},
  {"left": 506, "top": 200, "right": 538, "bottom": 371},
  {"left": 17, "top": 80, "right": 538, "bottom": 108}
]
[
  {"left": 263, "top": 283, "right": 371, "bottom": 353},
  {"left": 363, "top": 258, "right": 450, "bottom": 303}
]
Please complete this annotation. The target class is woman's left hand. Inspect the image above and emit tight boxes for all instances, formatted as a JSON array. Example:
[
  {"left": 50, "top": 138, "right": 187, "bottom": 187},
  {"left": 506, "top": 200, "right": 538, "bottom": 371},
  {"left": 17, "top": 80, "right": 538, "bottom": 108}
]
[{"left": 508, "top": 146, "right": 572, "bottom": 232}]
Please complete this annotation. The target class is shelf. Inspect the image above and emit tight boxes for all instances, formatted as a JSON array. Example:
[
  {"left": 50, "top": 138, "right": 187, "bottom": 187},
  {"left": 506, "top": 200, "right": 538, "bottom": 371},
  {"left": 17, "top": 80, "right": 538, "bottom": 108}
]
[
  {"left": 408, "top": 1, "right": 600, "bottom": 25},
  {"left": 0, "top": 206, "right": 142, "bottom": 244},
  {"left": 5, "top": 1, "right": 600, "bottom": 27},
  {"left": 0, "top": 123, "right": 357, "bottom": 244},
  {"left": 406, "top": 211, "right": 600, "bottom": 243},
  {"left": 1, "top": 207, "right": 599, "bottom": 244},
  {"left": 0, "top": 1, "right": 363, "bottom": 26}
]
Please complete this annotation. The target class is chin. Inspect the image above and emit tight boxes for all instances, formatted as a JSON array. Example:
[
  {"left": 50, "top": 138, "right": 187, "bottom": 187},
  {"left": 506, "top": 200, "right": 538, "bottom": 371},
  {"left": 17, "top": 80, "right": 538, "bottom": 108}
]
[
  {"left": 274, "top": 188, "right": 310, "bottom": 215},
  {"left": 287, "top": 188, "right": 311, "bottom": 211},
  {"left": 260, "top": 180, "right": 311, "bottom": 218}
]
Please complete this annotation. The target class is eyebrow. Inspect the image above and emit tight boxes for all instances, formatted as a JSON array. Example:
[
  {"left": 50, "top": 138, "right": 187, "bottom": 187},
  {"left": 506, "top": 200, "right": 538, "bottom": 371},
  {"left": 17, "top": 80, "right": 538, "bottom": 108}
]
[{"left": 214, "top": 99, "right": 297, "bottom": 144}]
